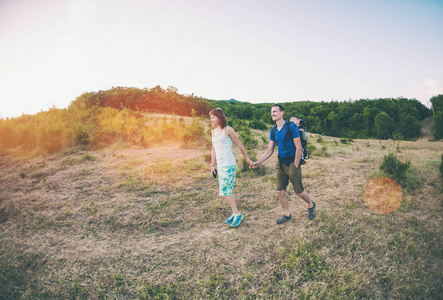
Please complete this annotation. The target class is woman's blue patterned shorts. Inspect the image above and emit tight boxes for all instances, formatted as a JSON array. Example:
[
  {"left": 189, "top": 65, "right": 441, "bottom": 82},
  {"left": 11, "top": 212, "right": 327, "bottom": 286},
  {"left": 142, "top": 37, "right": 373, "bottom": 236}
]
[{"left": 218, "top": 165, "right": 236, "bottom": 196}]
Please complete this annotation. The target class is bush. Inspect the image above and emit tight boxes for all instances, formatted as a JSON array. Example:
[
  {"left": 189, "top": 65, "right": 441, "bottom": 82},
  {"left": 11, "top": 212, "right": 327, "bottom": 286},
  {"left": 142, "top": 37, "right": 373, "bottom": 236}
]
[
  {"left": 317, "top": 146, "right": 329, "bottom": 157},
  {"left": 238, "top": 130, "right": 258, "bottom": 151},
  {"left": 0, "top": 103, "right": 215, "bottom": 155},
  {"left": 439, "top": 154, "right": 443, "bottom": 193},
  {"left": 440, "top": 154, "right": 443, "bottom": 179},
  {"left": 340, "top": 138, "right": 350, "bottom": 144},
  {"left": 431, "top": 111, "right": 443, "bottom": 140},
  {"left": 249, "top": 119, "right": 268, "bottom": 130},
  {"left": 180, "top": 120, "right": 205, "bottom": 147},
  {"left": 379, "top": 153, "right": 411, "bottom": 184},
  {"left": 308, "top": 144, "right": 317, "bottom": 155}
]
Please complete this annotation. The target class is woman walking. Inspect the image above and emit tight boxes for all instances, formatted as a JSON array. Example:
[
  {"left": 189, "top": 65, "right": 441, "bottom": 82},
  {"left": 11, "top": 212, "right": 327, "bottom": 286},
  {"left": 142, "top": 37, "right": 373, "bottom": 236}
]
[{"left": 210, "top": 108, "right": 253, "bottom": 227}]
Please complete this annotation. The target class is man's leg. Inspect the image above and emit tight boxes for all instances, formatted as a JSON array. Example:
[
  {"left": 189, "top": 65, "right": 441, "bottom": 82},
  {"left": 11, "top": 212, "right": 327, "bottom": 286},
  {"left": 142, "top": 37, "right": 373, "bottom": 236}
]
[
  {"left": 291, "top": 164, "right": 316, "bottom": 220},
  {"left": 276, "top": 162, "right": 292, "bottom": 224},
  {"left": 277, "top": 190, "right": 291, "bottom": 216},
  {"left": 296, "top": 191, "right": 313, "bottom": 208},
  {"left": 297, "top": 191, "right": 316, "bottom": 220}
]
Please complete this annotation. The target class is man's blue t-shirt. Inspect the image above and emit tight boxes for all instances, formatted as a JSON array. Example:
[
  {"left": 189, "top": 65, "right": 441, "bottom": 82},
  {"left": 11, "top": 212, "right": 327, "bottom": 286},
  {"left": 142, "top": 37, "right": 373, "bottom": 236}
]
[{"left": 270, "top": 121, "right": 300, "bottom": 162}]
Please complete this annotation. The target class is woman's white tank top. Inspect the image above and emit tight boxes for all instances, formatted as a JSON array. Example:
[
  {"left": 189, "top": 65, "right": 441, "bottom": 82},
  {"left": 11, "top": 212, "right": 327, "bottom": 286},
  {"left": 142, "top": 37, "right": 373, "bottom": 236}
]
[{"left": 212, "top": 127, "right": 236, "bottom": 167}]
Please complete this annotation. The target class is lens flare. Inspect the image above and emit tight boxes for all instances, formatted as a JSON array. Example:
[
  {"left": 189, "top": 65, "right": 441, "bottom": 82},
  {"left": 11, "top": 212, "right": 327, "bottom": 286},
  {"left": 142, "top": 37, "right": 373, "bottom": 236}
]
[{"left": 364, "top": 176, "right": 402, "bottom": 215}]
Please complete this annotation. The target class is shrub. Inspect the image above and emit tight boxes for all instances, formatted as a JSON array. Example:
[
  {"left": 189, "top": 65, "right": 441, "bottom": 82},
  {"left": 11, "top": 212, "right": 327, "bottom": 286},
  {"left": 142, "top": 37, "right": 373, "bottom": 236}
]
[
  {"left": 238, "top": 130, "right": 258, "bottom": 151},
  {"left": 340, "top": 138, "right": 353, "bottom": 144},
  {"left": 439, "top": 154, "right": 443, "bottom": 193},
  {"left": 230, "top": 118, "right": 247, "bottom": 131},
  {"left": 317, "top": 146, "right": 329, "bottom": 157},
  {"left": 431, "top": 112, "right": 443, "bottom": 140},
  {"left": 379, "top": 153, "right": 411, "bottom": 184},
  {"left": 180, "top": 120, "right": 205, "bottom": 146},
  {"left": 440, "top": 154, "right": 443, "bottom": 179},
  {"left": 143, "top": 115, "right": 183, "bottom": 146},
  {"left": 249, "top": 119, "right": 268, "bottom": 130},
  {"left": 308, "top": 144, "right": 317, "bottom": 155},
  {"left": 307, "top": 144, "right": 327, "bottom": 157}
]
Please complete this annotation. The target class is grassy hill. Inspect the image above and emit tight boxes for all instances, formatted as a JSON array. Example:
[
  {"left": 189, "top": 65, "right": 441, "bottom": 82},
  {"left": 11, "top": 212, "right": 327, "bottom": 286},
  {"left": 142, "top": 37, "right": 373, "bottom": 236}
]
[{"left": 0, "top": 115, "right": 442, "bottom": 299}]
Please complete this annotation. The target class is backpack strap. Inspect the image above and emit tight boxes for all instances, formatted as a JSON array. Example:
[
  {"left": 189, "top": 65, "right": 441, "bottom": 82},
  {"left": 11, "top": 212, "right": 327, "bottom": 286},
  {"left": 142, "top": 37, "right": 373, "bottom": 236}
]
[
  {"left": 285, "top": 121, "right": 291, "bottom": 149},
  {"left": 271, "top": 125, "right": 277, "bottom": 141},
  {"left": 284, "top": 121, "right": 295, "bottom": 150}
]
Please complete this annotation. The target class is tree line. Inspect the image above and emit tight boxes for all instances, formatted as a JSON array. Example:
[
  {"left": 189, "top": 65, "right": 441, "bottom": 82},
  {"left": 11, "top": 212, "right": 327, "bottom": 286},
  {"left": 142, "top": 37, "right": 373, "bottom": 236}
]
[
  {"left": 0, "top": 86, "right": 441, "bottom": 155},
  {"left": 0, "top": 85, "right": 213, "bottom": 154},
  {"left": 211, "top": 97, "right": 435, "bottom": 140},
  {"left": 72, "top": 85, "right": 213, "bottom": 117},
  {"left": 77, "top": 85, "right": 434, "bottom": 140}
]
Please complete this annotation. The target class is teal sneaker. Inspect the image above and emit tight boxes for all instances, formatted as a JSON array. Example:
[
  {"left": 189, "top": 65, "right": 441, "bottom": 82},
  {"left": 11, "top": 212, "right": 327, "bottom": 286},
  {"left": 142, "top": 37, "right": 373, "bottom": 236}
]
[
  {"left": 231, "top": 214, "right": 243, "bottom": 227},
  {"left": 225, "top": 214, "right": 235, "bottom": 224}
]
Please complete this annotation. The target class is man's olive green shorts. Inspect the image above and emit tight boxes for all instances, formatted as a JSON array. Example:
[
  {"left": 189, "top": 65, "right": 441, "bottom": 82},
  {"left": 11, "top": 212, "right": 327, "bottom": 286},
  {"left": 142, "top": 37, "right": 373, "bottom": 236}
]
[{"left": 276, "top": 161, "right": 304, "bottom": 194}]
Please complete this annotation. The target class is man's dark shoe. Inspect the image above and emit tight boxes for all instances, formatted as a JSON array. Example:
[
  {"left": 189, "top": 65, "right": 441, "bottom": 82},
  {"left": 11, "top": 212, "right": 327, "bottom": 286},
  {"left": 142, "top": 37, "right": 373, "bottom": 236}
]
[
  {"left": 308, "top": 202, "right": 316, "bottom": 220},
  {"left": 276, "top": 214, "right": 292, "bottom": 224}
]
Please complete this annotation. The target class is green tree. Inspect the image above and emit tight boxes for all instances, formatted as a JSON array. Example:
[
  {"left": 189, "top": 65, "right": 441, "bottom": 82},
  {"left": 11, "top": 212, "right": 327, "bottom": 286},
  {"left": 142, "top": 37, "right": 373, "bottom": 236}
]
[
  {"left": 349, "top": 113, "right": 365, "bottom": 131},
  {"left": 431, "top": 111, "right": 443, "bottom": 140},
  {"left": 397, "top": 114, "right": 421, "bottom": 140},
  {"left": 430, "top": 94, "right": 443, "bottom": 115},
  {"left": 375, "top": 112, "right": 395, "bottom": 139},
  {"left": 364, "top": 107, "right": 377, "bottom": 137},
  {"left": 327, "top": 111, "right": 339, "bottom": 136}
]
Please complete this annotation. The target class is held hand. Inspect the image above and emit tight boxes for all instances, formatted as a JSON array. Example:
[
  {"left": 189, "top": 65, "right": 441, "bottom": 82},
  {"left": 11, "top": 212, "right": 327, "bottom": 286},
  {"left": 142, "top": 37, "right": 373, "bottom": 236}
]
[
  {"left": 252, "top": 161, "right": 259, "bottom": 169},
  {"left": 247, "top": 160, "right": 254, "bottom": 168}
]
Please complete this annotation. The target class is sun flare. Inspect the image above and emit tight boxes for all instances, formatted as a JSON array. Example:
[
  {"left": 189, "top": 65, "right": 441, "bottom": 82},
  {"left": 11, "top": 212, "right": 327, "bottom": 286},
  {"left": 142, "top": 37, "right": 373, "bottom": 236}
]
[{"left": 364, "top": 176, "right": 403, "bottom": 215}]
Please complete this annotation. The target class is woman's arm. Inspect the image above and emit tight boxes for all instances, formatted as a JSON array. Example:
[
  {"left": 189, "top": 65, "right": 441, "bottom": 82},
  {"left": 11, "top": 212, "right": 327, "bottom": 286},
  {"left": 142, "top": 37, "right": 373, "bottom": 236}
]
[
  {"left": 211, "top": 145, "right": 216, "bottom": 165},
  {"left": 210, "top": 130, "right": 217, "bottom": 174},
  {"left": 226, "top": 127, "right": 253, "bottom": 167}
]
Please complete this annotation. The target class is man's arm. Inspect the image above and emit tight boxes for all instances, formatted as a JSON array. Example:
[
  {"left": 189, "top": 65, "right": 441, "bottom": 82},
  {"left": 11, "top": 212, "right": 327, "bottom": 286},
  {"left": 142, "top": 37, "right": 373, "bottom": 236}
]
[
  {"left": 255, "top": 140, "right": 275, "bottom": 166},
  {"left": 293, "top": 137, "right": 303, "bottom": 168}
]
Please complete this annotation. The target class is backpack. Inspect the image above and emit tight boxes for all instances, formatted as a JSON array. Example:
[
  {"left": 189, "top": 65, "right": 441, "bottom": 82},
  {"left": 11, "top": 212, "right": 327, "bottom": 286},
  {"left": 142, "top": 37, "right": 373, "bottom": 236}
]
[{"left": 271, "top": 120, "right": 309, "bottom": 160}]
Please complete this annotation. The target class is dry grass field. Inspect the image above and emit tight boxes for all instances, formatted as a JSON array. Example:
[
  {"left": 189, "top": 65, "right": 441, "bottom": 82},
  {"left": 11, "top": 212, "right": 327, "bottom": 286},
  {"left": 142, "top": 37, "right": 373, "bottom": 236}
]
[{"left": 0, "top": 123, "right": 442, "bottom": 299}]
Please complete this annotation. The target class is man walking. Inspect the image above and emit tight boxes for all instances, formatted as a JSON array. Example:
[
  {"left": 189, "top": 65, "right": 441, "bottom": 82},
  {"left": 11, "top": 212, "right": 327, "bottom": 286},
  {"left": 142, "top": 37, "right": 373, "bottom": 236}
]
[{"left": 253, "top": 104, "right": 316, "bottom": 224}]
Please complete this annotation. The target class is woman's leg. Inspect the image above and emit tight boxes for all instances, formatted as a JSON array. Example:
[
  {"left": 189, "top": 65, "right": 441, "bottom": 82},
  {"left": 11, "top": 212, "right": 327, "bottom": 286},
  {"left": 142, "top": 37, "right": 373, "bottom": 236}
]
[{"left": 224, "top": 194, "right": 240, "bottom": 215}]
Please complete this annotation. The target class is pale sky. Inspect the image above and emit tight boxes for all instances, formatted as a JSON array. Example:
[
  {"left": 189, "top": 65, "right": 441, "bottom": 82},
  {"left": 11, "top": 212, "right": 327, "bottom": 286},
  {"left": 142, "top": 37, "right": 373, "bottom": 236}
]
[{"left": 1, "top": 0, "right": 442, "bottom": 118}]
